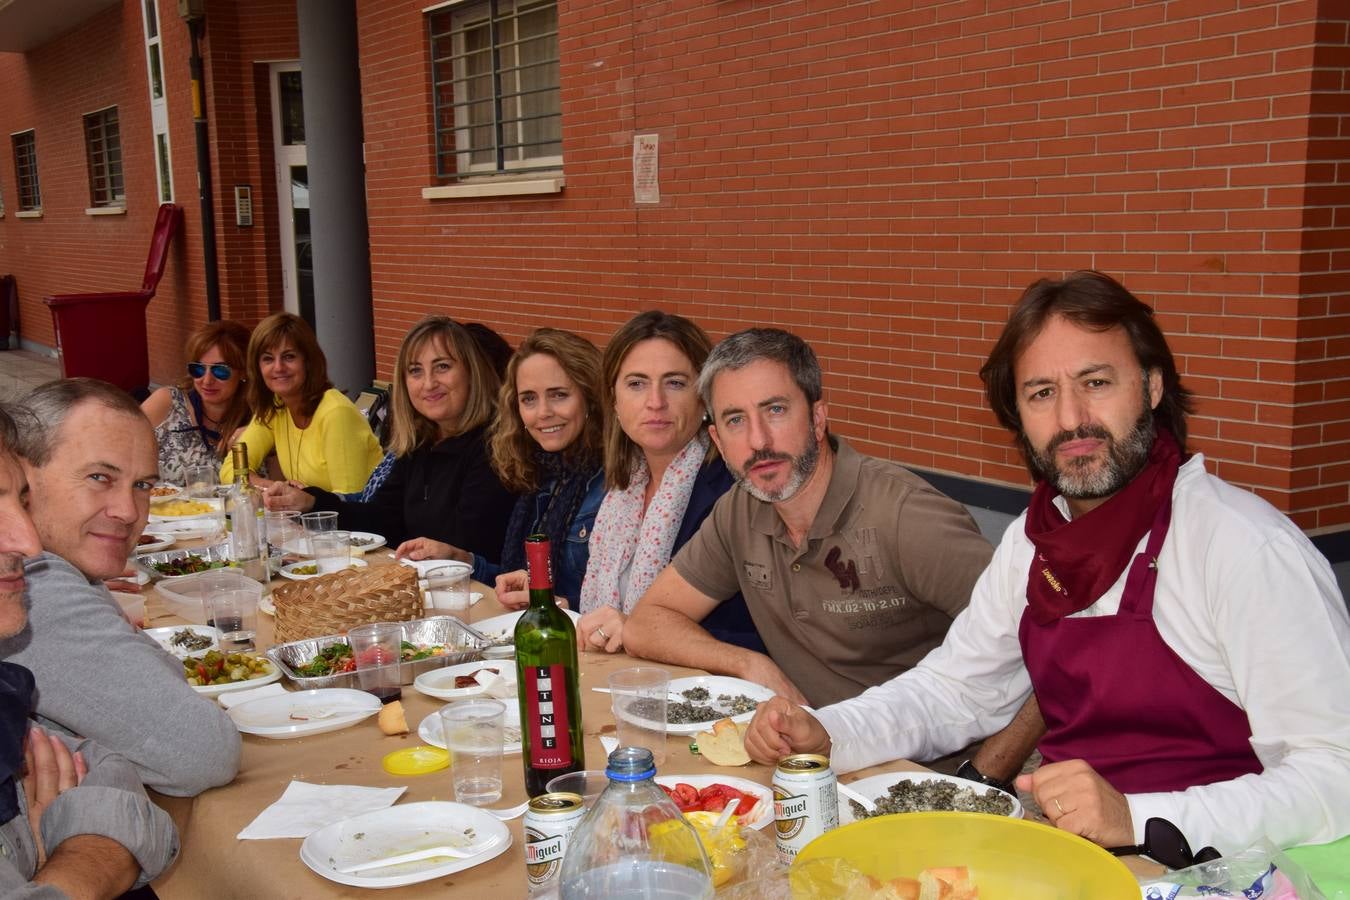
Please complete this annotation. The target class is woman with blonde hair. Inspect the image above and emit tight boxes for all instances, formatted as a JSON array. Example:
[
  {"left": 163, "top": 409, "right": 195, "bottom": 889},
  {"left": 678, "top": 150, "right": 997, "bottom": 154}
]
[
  {"left": 266, "top": 316, "right": 517, "bottom": 568},
  {"left": 575, "top": 310, "right": 763, "bottom": 654},
  {"left": 142, "top": 320, "right": 252, "bottom": 483},
  {"left": 486, "top": 329, "right": 607, "bottom": 607},
  {"left": 220, "top": 312, "right": 381, "bottom": 492}
]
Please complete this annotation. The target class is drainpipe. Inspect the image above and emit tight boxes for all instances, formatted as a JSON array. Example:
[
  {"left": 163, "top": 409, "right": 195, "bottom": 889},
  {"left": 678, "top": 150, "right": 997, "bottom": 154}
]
[{"left": 183, "top": 11, "right": 222, "bottom": 322}]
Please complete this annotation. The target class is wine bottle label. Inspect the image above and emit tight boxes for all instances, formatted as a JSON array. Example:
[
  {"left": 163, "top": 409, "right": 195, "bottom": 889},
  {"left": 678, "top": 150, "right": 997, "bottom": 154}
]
[{"left": 524, "top": 663, "right": 573, "bottom": 769}]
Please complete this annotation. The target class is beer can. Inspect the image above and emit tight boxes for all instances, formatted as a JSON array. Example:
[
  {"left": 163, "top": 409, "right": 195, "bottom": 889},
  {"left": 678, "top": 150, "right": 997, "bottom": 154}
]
[
  {"left": 772, "top": 753, "right": 838, "bottom": 864},
  {"left": 524, "top": 791, "right": 585, "bottom": 895}
]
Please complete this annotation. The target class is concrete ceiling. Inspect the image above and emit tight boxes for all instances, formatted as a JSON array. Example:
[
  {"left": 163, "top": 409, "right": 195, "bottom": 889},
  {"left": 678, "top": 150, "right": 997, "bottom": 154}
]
[{"left": 0, "top": 0, "right": 122, "bottom": 53}]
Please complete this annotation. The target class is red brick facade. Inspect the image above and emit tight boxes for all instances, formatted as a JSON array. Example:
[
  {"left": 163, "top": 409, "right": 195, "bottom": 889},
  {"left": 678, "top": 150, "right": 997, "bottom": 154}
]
[{"left": 2, "top": 0, "right": 1347, "bottom": 531}]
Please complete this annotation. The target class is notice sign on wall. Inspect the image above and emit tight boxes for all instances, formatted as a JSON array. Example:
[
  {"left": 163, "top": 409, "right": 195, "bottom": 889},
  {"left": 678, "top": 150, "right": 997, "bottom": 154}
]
[{"left": 633, "top": 133, "right": 659, "bottom": 204}]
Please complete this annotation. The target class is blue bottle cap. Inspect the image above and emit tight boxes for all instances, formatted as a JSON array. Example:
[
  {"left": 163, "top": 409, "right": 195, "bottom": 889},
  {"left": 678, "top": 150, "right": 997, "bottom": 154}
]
[{"left": 605, "top": 746, "right": 657, "bottom": 782}]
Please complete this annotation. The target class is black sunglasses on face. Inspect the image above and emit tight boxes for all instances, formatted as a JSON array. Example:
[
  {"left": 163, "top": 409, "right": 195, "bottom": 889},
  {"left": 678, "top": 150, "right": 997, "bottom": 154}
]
[
  {"left": 188, "top": 362, "right": 233, "bottom": 380},
  {"left": 1108, "top": 817, "right": 1221, "bottom": 870}
]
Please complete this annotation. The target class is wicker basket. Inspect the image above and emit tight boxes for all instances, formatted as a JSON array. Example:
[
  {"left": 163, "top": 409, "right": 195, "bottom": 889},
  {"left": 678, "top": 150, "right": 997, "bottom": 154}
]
[{"left": 272, "top": 563, "right": 423, "bottom": 643}]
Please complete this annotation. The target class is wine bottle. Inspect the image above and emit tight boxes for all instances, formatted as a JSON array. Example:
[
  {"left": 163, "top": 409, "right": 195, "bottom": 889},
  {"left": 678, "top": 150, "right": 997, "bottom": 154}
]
[
  {"left": 515, "top": 534, "right": 585, "bottom": 797},
  {"left": 226, "top": 444, "right": 266, "bottom": 584}
]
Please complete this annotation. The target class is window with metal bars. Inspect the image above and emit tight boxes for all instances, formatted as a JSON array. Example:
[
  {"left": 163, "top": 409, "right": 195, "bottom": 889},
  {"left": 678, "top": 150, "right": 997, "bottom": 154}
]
[
  {"left": 428, "top": 0, "right": 561, "bottom": 180},
  {"left": 11, "top": 131, "right": 40, "bottom": 211},
  {"left": 83, "top": 107, "right": 125, "bottom": 208}
]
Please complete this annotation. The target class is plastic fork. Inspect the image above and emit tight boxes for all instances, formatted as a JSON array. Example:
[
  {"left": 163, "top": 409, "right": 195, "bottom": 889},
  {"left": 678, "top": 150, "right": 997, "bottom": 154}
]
[
  {"left": 336, "top": 837, "right": 501, "bottom": 874},
  {"left": 836, "top": 782, "right": 878, "bottom": 814}
]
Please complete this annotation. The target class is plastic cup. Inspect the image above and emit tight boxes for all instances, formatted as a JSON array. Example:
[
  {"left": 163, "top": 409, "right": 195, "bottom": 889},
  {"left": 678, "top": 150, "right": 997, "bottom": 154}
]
[
  {"left": 207, "top": 589, "right": 258, "bottom": 650},
  {"left": 300, "top": 510, "right": 338, "bottom": 555},
  {"left": 422, "top": 563, "right": 472, "bottom": 619},
  {"left": 186, "top": 464, "right": 219, "bottom": 499},
  {"left": 349, "top": 622, "right": 403, "bottom": 703},
  {"left": 545, "top": 769, "right": 609, "bottom": 807},
  {"left": 311, "top": 530, "right": 351, "bottom": 573},
  {"left": 440, "top": 699, "right": 505, "bottom": 806},
  {"left": 609, "top": 667, "right": 669, "bottom": 766},
  {"left": 264, "top": 509, "right": 302, "bottom": 553}
]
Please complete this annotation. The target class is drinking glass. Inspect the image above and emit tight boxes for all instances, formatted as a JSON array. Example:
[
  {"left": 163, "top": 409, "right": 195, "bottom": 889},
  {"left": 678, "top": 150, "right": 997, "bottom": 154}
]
[
  {"left": 422, "top": 563, "right": 472, "bottom": 620},
  {"left": 609, "top": 667, "right": 670, "bottom": 766},
  {"left": 207, "top": 589, "right": 258, "bottom": 650},
  {"left": 349, "top": 622, "right": 403, "bottom": 703},
  {"left": 440, "top": 699, "right": 505, "bottom": 806},
  {"left": 311, "top": 530, "right": 351, "bottom": 574},
  {"left": 186, "top": 465, "right": 219, "bottom": 499},
  {"left": 264, "top": 509, "right": 303, "bottom": 555},
  {"left": 300, "top": 510, "right": 338, "bottom": 555}
]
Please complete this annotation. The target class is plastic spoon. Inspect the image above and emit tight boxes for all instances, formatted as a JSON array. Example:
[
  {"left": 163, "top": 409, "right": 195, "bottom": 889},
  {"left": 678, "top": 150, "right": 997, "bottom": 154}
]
[
  {"left": 836, "top": 782, "right": 878, "bottom": 814},
  {"left": 711, "top": 797, "right": 740, "bottom": 836},
  {"left": 336, "top": 837, "right": 501, "bottom": 874}
]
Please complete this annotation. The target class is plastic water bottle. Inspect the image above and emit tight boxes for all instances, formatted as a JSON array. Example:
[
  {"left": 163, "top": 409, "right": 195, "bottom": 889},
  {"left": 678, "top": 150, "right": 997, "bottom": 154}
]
[{"left": 558, "top": 747, "right": 714, "bottom": 899}]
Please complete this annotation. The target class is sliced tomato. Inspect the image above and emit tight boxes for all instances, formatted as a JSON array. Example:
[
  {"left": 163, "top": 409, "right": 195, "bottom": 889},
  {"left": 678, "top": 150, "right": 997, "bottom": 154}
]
[
  {"left": 671, "top": 783, "right": 699, "bottom": 808},
  {"left": 699, "top": 794, "right": 729, "bottom": 812}
]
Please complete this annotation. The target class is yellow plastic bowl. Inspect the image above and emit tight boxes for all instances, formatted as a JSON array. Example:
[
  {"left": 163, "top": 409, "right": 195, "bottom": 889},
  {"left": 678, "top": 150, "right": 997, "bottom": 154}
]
[{"left": 791, "top": 812, "right": 1138, "bottom": 899}]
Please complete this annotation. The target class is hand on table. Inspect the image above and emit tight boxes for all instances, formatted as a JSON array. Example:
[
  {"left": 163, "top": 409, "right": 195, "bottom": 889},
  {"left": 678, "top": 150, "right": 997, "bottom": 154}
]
[
  {"left": 394, "top": 537, "right": 469, "bottom": 564},
  {"left": 744, "top": 696, "right": 831, "bottom": 765},
  {"left": 736, "top": 652, "right": 809, "bottom": 707},
  {"left": 263, "top": 480, "right": 315, "bottom": 512},
  {"left": 22, "top": 727, "right": 87, "bottom": 867},
  {"left": 1015, "top": 759, "right": 1133, "bottom": 847},
  {"left": 577, "top": 607, "right": 626, "bottom": 653}
]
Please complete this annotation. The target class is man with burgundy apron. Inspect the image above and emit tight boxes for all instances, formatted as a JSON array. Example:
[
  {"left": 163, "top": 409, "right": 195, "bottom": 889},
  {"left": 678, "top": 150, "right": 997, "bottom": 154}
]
[{"left": 744, "top": 271, "right": 1350, "bottom": 855}]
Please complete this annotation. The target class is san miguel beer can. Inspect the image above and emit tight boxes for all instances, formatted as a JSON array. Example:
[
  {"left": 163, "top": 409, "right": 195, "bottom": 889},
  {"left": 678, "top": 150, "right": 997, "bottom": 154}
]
[
  {"left": 772, "top": 753, "right": 838, "bottom": 864},
  {"left": 524, "top": 791, "right": 585, "bottom": 895}
]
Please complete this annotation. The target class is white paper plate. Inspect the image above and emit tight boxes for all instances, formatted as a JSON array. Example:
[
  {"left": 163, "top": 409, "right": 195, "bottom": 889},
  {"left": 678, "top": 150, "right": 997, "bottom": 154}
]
[
  {"left": 838, "top": 771, "right": 1023, "bottom": 825},
  {"left": 659, "top": 676, "right": 774, "bottom": 736},
  {"left": 146, "top": 517, "right": 221, "bottom": 540},
  {"left": 144, "top": 624, "right": 220, "bottom": 658},
  {"left": 134, "top": 532, "right": 176, "bottom": 554},
  {"left": 417, "top": 702, "right": 523, "bottom": 755},
  {"left": 398, "top": 557, "right": 472, "bottom": 578},
  {"left": 300, "top": 801, "right": 511, "bottom": 889},
  {"left": 469, "top": 608, "right": 581, "bottom": 645},
  {"left": 278, "top": 558, "right": 369, "bottom": 580},
  {"left": 259, "top": 596, "right": 275, "bottom": 617},
  {"left": 186, "top": 657, "right": 282, "bottom": 697},
  {"left": 345, "top": 531, "right": 386, "bottom": 553},
  {"left": 654, "top": 775, "right": 774, "bottom": 830},
  {"left": 149, "top": 484, "right": 185, "bottom": 502},
  {"left": 228, "top": 688, "right": 381, "bottom": 739},
  {"left": 413, "top": 661, "right": 515, "bottom": 701},
  {"left": 149, "top": 498, "right": 223, "bottom": 521}
]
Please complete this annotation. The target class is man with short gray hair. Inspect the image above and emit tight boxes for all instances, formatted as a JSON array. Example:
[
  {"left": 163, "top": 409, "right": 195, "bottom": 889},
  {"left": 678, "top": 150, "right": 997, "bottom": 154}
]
[
  {"left": 2, "top": 378, "right": 240, "bottom": 797},
  {"left": 624, "top": 328, "right": 994, "bottom": 709}
]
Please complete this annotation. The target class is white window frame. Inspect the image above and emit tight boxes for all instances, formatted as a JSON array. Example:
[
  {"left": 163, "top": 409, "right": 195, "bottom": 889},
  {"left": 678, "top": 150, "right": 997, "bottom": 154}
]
[{"left": 140, "top": 0, "right": 174, "bottom": 202}]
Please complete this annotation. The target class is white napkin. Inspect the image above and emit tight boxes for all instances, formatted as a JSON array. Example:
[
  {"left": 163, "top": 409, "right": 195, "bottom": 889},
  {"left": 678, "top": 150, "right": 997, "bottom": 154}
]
[
  {"left": 217, "top": 682, "right": 287, "bottom": 710},
  {"left": 600, "top": 736, "right": 619, "bottom": 757},
  {"left": 237, "top": 781, "right": 407, "bottom": 840},
  {"left": 474, "top": 667, "right": 517, "bottom": 700}
]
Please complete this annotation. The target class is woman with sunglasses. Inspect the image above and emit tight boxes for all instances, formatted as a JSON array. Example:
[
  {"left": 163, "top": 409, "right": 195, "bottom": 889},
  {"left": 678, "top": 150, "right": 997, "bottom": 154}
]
[
  {"left": 220, "top": 312, "right": 382, "bottom": 493},
  {"left": 264, "top": 316, "right": 518, "bottom": 568},
  {"left": 142, "top": 320, "right": 252, "bottom": 484}
]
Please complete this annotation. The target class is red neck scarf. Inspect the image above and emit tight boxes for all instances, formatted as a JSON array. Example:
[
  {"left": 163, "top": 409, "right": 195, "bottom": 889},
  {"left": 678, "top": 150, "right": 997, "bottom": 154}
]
[{"left": 1023, "top": 428, "right": 1182, "bottom": 625}]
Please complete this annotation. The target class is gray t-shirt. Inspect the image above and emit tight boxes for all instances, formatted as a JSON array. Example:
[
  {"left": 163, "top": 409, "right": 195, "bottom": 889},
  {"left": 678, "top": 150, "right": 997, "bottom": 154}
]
[
  {"left": 0, "top": 552, "right": 241, "bottom": 796},
  {"left": 674, "top": 440, "right": 993, "bottom": 707}
]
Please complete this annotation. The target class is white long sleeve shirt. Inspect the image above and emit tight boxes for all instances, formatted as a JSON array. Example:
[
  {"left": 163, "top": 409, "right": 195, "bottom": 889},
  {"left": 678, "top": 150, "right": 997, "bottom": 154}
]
[{"left": 813, "top": 455, "right": 1350, "bottom": 853}]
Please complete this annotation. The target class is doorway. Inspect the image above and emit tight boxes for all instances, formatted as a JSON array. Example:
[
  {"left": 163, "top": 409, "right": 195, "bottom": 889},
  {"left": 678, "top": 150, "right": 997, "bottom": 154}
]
[{"left": 270, "top": 62, "right": 313, "bottom": 324}]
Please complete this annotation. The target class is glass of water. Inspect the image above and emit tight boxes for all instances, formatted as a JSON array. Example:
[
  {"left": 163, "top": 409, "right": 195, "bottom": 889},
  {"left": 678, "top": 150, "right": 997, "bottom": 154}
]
[
  {"left": 207, "top": 589, "right": 259, "bottom": 651},
  {"left": 440, "top": 699, "right": 505, "bottom": 806}
]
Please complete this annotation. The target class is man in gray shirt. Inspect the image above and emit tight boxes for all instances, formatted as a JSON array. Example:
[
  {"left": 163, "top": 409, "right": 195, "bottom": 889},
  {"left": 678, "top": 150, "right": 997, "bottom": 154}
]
[
  {"left": 0, "top": 402, "right": 178, "bottom": 896},
  {"left": 1, "top": 378, "right": 240, "bottom": 797}
]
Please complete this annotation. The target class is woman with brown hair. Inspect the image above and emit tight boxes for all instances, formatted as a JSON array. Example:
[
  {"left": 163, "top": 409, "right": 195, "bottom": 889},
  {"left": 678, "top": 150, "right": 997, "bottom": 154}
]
[
  {"left": 220, "top": 312, "right": 381, "bottom": 493},
  {"left": 485, "top": 328, "right": 607, "bottom": 607},
  {"left": 142, "top": 320, "right": 252, "bottom": 483},
  {"left": 265, "top": 316, "right": 517, "bottom": 565},
  {"left": 574, "top": 310, "right": 764, "bottom": 655}
]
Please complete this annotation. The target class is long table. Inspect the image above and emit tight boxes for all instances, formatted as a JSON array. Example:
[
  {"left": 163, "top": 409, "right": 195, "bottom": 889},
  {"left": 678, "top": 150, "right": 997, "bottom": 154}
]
[{"left": 144, "top": 561, "right": 935, "bottom": 898}]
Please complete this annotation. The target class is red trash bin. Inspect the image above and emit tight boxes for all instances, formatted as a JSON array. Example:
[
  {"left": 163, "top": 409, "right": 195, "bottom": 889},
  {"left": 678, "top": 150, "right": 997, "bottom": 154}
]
[{"left": 43, "top": 203, "right": 183, "bottom": 395}]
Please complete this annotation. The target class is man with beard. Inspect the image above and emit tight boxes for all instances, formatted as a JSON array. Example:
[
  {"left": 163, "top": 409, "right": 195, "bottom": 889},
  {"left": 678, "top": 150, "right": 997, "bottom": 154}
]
[
  {"left": 624, "top": 328, "right": 993, "bottom": 709},
  {"left": 743, "top": 271, "right": 1350, "bottom": 855}
]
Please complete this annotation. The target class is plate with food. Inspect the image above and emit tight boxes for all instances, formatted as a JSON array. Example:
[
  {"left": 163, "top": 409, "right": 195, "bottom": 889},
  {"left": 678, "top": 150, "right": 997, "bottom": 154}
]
[
  {"left": 135, "top": 532, "right": 176, "bottom": 553},
  {"left": 417, "top": 702, "right": 523, "bottom": 755},
  {"left": 344, "top": 531, "right": 386, "bottom": 554},
  {"left": 181, "top": 650, "right": 281, "bottom": 696},
  {"left": 413, "top": 661, "right": 514, "bottom": 701},
  {"left": 300, "top": 801, "right": 511, "bottom": 889},
  {"left": 278, "top": 558, "right": 369, "bottom": 580},
  {"left": 654, "top": 676, "right": 774, "bottom": 736},
  {"left": 654, "top": 775, "right": 773, "bottom": 830},
  {"left": 397, "top": 557, "right": 471, "bottom": 578},
  {"left": 228, "top": 688, "right": 381, "bottom": 739},
  {"left": 838, "top": 771, "right": 1023, "bottom": 826},
  {"left": 467, "top": 608, "right": 582, "bottom": 647},
  {"left": 144, "top": 625, "right": 220, "bottom": 658},
  {"left": 143, "top": 551, "right": 236, "bottom": 581},
  {"left": 149, "top": 484, "right": 184, "bottom": 502},
  {"left": 149, "top": 498, "right": 222, "bottom": 521}
]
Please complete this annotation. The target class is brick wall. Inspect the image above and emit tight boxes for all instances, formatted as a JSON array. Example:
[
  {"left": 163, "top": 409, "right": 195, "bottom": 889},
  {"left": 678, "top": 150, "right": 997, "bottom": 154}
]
[{"left": 356, "top": 0, "right": 1350, "bottom": 531}]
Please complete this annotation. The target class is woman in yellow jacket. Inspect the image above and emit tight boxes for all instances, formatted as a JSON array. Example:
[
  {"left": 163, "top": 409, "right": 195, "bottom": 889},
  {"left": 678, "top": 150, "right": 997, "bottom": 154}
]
[{"left": 219, "top": 312, "right": 381, "bottom": 493}]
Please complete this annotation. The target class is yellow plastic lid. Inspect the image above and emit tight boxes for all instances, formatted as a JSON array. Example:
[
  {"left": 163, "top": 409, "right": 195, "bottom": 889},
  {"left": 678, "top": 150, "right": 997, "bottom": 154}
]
[{"left": 382, "top": 745, "right": 449, "bottom": 776}]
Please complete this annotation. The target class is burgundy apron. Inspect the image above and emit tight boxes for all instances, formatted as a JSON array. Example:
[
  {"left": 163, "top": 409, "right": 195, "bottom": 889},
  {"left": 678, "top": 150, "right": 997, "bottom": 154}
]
[{"left": 1018, "top": 497, "right": 1263, "bottom": 793}]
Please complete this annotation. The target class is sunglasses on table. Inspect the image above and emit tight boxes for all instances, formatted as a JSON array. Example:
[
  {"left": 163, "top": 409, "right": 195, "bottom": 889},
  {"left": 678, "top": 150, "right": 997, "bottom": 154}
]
[
  {"left": 187, "top": 362, "right": 234, "bottom": 380},
  {"left": 1108, "top": 817, "right": 1221, "bottom": 870}
]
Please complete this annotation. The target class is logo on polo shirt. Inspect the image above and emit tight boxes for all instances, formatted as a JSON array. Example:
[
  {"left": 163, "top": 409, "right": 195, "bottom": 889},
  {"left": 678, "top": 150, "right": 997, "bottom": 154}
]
[{"left": 743, "top": 561, "right": 771, "bottom": 590}]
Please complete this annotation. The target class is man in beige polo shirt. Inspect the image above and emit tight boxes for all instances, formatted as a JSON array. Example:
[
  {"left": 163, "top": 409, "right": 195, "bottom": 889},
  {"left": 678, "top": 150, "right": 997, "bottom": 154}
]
[{"left": 624, "top": 328, "right": 993, "bottom": 709}]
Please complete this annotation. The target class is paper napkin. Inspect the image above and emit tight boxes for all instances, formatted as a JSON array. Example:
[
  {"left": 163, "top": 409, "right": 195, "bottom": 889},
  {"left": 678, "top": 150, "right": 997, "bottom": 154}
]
[{"left": 237, "top": 780, "right": 407, "bottom": 840}]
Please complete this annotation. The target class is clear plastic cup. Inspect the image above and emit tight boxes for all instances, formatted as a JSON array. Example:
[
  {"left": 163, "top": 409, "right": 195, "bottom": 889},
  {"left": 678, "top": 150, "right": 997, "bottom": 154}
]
[
  {"left": 440, "top": 699, "right": 505, "bottom": 806},
  {"left": 311, "top": 530, "right": 351, "bottom": 573},
  {"left": 609, "top": 667, "right": 670, "bottom": 766},
  {"left": 545, "top": 769, "right": 610, "bottom": 807},
  {"left": 349, "top": 622, "right": 402, "bottom": 703},
  {"left": 207, "top": 589, "right": 258, "bottom": 650},
  {"left": 422, "top": 563, "right": 472, "bottom": 619}
]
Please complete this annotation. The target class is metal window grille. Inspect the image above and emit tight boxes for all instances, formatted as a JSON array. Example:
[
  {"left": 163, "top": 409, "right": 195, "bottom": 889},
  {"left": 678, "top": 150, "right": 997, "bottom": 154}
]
[
  {"left": 83, "top": 107, "right": 125, "bottom": 208},
  {"left": 428, "top": 0, "right": 561, "bottom": 180},
  {"left": 11, "top": 131, "right": 40, "bottom": 211}
]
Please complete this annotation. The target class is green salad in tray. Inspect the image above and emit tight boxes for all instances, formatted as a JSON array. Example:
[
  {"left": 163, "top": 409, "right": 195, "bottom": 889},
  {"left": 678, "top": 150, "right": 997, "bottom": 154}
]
[{"left": 294, "top": 644, "right": 356, "bottom": 677}]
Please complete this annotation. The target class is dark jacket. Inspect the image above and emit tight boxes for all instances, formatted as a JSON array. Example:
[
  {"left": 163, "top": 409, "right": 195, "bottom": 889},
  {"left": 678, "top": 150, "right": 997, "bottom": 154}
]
[
  {"left": 680, "top": 457, "right": 766, "bottom": 654},
  {"left": 308, "top": 425, "right": 518, "bottom": 563}
]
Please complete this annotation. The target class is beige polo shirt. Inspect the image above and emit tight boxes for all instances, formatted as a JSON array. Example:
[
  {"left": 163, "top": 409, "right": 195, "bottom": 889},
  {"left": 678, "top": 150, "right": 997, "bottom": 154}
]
[{"left": 673, "top": 439, "right": 994, "bottom": 707}]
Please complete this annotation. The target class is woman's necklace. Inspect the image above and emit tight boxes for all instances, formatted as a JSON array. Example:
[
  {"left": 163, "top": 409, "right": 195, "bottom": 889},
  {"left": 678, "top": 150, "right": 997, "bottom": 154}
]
[{"left": 286, "top": 406, "right": 310, "bottom": 479}]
